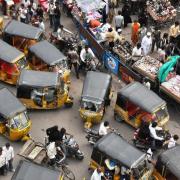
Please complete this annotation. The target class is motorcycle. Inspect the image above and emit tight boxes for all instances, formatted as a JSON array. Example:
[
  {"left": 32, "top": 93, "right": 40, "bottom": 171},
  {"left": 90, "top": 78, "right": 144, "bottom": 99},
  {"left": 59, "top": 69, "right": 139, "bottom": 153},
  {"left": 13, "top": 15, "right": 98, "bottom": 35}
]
[
  {"left": 133, "top": 129, "right": 171, "bottom": 151},
  {"left": 85, "top": 128, "right": 122, "bottom": 145},
  {"left": 85, "top": 128, "right": 101, "bottom": 145},
  {"left": 45, "top": 127, "right": 84, "bottom": 160}
]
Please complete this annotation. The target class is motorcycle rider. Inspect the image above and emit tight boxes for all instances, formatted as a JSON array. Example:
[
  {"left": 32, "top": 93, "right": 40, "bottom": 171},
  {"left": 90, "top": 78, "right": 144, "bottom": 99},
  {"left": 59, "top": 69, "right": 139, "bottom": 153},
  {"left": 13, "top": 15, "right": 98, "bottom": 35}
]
[
  {"left": 99, "top": 121, "right": 110, "bottom": 136},
  {"left": 80, "top": 45, "right": 95, "bottom": 70},
  {"left": 149, "top": 121, "right": 164, "bottom": 148}
]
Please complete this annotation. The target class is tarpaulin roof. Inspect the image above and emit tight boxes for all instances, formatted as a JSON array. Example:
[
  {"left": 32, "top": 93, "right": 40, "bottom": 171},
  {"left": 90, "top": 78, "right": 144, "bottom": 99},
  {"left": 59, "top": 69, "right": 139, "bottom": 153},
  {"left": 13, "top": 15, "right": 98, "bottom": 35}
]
[
  {"left": 18, "top": 70, "right": 60, "bottom": 88},
  {"left": 158, "top": 145, "right": 180, "bottom": 179},
  {"left": 29, "top": 40, "right": 67, "bottom": 65},
  {"left": 119, "top": 82, "right": 166, "bottom": 113},
  {"left": 4, "top": 20, "right": 43, "bottom": 40},
  {"left": 11, "top": 160, "right": 60, "bottom": 180},
  {"left": 0, "top": 39, "right": 24, "bottom": 63},
  {"left": 0, "top": 88, "right": 26, "bottom": 118},
  {"left": 94, "top": 133, "right": 146, "bottom": 168},
  {"left": 82, "top": 71, "right": 111, "bottom": 104}
]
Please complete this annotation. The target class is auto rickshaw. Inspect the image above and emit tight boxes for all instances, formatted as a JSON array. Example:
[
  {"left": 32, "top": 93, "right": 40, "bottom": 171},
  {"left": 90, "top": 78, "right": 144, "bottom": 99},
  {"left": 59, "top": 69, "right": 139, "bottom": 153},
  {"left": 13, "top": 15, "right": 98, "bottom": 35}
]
[
  {"left": 28, "top": 40, "right": 70, "bottom": 84},
  {"left": 12, "top": 160, "right": 64, "bottom": 180},
  {"left": 3, "top": 20, "right": 44, "bottom": 55},
  {"left": 0, "top": 39, "right": 29, "bottom": 85},
  {"left": 152, "top": 145, "right": 180, "bottom": 180},
  {"left": 0, "top": 88, "right": 31, "bottom": 141},
  {"left": 16, "top": 70, "right": 73, "bottom": 109},
  {"left": 0, "top": 16, "right": 3, "bottom": 35},
  {"left": 114, "top": 82, "right": 169, "bottom": 128},
  {"left": 79, "top": 71, "right": 112, "bottom": 128},
  {"left": 90, "top": 132, "right": 153, "bottom": 180}
]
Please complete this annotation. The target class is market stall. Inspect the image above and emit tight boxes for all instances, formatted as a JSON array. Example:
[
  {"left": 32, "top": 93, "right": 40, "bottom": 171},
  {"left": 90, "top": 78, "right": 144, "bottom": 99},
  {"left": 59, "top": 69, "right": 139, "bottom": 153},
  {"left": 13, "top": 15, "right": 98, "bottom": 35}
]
[
  {"left": 146, "top": 0, "right": 176, "bottom": 26},
  {"left": 132, "top": 56, "right": 162, "bottom": 83},
  {"left": 160, "top": 75, "right": 180, "bottom": 103},
  {"left": 113, "top": 41, "right": 133, "bottom": 64}
]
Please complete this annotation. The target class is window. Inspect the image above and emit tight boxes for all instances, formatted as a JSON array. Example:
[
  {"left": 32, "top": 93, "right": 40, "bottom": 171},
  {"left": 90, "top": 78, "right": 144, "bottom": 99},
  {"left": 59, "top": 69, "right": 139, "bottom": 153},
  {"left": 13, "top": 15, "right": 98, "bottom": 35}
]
[
  {"left": 116, "top": 94, "right": 126, "bottom": 109},
  {"left": 91, "top": 149, "right": 102, "bottom": 165}
]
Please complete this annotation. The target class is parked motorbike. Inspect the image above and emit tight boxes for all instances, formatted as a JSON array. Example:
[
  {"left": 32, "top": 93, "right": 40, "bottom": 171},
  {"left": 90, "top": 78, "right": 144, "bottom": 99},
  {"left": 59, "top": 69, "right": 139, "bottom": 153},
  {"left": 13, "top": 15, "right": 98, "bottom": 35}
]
[
  {"left": 133, "top": 129, "right": 171, "bottom": 151},
  {"left": 85, "top": 128, "right": 122, "bottom": 145},
  {"left": 45, "top": 127, "right": 84, "bottom": 160}
]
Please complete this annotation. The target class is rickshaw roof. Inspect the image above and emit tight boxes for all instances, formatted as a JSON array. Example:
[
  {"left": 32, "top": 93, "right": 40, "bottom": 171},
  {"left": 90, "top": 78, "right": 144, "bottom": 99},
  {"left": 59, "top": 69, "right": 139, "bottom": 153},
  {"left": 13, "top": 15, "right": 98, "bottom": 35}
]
[
  {"left": 29, "top": 40, "right": 67, "bottom": 65},
  {"left": 94, "top": 133, "right": 146, "bottom": 168},
  {"left": 0, "top": 88, "right": 26, "bottom": 118},
  {"left": 158, "top": 145, "right": 180, "bottom": 178},
  {"left": 118, "top": 82, "right": 166, "bottom": 113},
  {"left": 11, "top": 160, "right": 61, "bottom": 180},
  {"left": 82, "top": 71, "right": 111, "bottom": 103},
  {"left": 18, "top": 70, "right": 59, "bottom": 88},
  {"left": 0, "top": 40, "right": 24, "bottom": 63},
  {"left": 4, "top": 20, "right": 43, "bottom": 40}
]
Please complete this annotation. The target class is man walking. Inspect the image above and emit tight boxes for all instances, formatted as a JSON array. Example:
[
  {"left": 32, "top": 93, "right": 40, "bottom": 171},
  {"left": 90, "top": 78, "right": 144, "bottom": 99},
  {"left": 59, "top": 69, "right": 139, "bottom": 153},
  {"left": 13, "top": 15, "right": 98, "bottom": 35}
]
[
  {"left": 3, "top": 143, "right": 14, "bottom": 172},
  {"left": 114, "top": 11, "right": 124, "bottom": 30},
  {"left": 141, "top": 32, "right": 152, "bottom": 55},
  {"left": 0, "top": 147, "right": 6, "bottom": 176}
]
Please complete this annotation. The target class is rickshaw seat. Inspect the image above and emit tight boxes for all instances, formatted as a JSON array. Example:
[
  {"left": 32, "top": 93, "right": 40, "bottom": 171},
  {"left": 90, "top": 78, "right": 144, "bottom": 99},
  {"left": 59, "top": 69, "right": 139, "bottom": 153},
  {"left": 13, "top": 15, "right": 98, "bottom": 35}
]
[{"left": 127, "top": 105, "right": 140, "bottom": 116}]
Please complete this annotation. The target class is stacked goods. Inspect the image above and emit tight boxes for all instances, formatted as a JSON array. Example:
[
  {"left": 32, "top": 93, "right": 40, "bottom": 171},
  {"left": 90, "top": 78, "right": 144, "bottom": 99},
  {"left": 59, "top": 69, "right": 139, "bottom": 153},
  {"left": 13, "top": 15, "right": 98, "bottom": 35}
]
[
  {"left": 147, "top": 0, "right": 176, "bottom": 22},
  {"left": 132, "top": 56, "right": 162, "bottom": 81},
  {"left": 161, "top": 75, "right": 180, "bottom": 101},
  {"left": 114, "top": 41, "right": 133, "bottom": 63}
]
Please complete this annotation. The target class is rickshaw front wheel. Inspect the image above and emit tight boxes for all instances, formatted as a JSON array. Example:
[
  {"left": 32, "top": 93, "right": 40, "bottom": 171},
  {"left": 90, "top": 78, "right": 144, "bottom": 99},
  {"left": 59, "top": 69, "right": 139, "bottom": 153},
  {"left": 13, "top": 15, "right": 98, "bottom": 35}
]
[
  {"left": 84, "top": 122, "right": 92, "bottom": 129},
  {"left": 64, "top": 101, "right": 73, "bottom": 108},
  {"left": 21, "top": 134, "right": 31, "bottom": 142},
  {"left": 114, "top": 113, "right": 123, "bottom": 123}
]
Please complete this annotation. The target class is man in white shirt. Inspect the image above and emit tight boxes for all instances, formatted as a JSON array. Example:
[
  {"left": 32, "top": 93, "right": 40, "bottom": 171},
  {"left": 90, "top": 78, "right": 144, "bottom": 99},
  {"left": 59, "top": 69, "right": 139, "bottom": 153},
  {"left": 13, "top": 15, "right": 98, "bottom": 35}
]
[
  {"left": 80, "top": 45, "right": 95, "bottom": 63},
  {"left": 99, "top": 121, "right": 110, "bottom": 136},
  {"left": 132, "top": 43, "right": 142, "bottom": 57},
  {"left": 39, "top": 18, "right": 45, "bottom": 32},
  {"left": 3, "top": 143, "right": 14, "bottom": 172},
  {"left": 167, "top": 134, "right": 179, "bottom": 149},
  {"left": 19, "top": 3, "right": 27, "bottom": 23},
  {"left": 91, "top": 167, "right": 106, "bottom": 180},
  {"left": 141, "top": 32, "right": 152, "bottom": 55},
  {"left": 114, "top": 11, "right": 124, "bottom": 30},
  {"left": 0, "top": 147, "right": 7, "bottom": 175},
  {"left": 149, "top": 122, "right": 163, "bottom": 148}
]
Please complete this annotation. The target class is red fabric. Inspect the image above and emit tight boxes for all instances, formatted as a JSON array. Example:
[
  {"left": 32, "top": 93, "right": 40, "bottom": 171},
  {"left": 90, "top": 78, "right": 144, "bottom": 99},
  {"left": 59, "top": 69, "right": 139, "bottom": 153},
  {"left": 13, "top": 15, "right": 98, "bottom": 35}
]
[
  {"left": 131, "top": 23, "right": 140, "bottom": 45},
  {"left": 89, "top": 20, "right": 101, "bottom": 28}
]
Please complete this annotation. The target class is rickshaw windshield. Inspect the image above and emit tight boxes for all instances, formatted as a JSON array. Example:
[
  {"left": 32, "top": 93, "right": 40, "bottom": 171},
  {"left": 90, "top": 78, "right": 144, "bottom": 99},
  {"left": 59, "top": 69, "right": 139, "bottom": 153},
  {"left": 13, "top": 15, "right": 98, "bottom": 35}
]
[
  {"left": 81, "top": 100, "right": 102, "bottom": 112},
  {"left": 16, "top": 57, "right": 28, "bottom": 70},
  {"left": 10, "top": 112, "right": 28, "bottom": 129},
  {"left": 57, "top": 60, "right": 68, "bottom": 70},
  {"left": 155, "top": 107, "right": 168, "bottom": 120}
]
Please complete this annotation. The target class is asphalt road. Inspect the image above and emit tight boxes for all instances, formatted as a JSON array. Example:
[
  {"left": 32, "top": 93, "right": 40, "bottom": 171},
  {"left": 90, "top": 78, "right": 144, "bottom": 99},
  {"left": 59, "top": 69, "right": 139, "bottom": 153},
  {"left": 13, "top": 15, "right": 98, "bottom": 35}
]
[{"left": 0, "top": 10, "right": 180, "bottom": 180}]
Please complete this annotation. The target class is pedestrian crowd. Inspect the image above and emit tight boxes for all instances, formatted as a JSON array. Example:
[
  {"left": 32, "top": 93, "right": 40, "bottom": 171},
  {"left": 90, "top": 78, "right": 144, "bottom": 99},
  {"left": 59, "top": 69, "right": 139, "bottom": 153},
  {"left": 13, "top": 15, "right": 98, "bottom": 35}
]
[{"left": 0, "top": 143, "right": 14, "bottom": 176}]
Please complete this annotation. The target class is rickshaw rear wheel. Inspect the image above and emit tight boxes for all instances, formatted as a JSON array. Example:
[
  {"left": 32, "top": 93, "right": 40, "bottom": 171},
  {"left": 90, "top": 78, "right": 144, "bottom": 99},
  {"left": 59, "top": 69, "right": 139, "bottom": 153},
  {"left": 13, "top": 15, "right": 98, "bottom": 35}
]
[
  {"left": 114, "top": 113, "right": 123, "bottom": 123},
  {"left": 65, "top": 101, "right": 73, "bottom": 108}
]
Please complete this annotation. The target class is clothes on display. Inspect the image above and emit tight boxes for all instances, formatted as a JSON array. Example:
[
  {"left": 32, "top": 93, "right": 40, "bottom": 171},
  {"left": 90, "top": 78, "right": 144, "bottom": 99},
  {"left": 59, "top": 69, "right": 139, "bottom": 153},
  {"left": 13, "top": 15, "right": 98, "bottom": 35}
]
[
  {"left": 161, "top": 75, "right": 180, "bottom": 101},
  {"left": 146, "top": 0, "right": 176, "bottom": 22}
]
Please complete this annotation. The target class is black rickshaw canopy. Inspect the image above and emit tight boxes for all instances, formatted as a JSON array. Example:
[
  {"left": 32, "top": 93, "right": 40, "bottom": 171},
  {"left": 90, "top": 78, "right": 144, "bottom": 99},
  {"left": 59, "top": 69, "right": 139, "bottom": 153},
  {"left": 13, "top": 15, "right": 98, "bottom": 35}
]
[
  {"left": 11, "top": 160, "right": 61, "bottom": 180},
  {"left": 94, "top": 133, "right": 146, "bottom": 169},
  {"left": 4, "top": 20, "right": 43, "bottom": 40},
  {"left": 157, "top": 145, "right": 180, "bottom": 179},
  {"left": 82, "top": 71, "right": 111, "bottom": 104},
  {"left": 0, "top": 39, "right": 24, "bottom": 63},
  {"left": 119, "top": 82, "right": 166, "bottom": 113},
  {"left": 0, "top": 88, "right": 26, "bottom": 119},
  {"left": 18, "top": 70, "right": 60, "bottom": 88},
  {"left": 29, "top": 40, "right": 67, "bottom": 65}
]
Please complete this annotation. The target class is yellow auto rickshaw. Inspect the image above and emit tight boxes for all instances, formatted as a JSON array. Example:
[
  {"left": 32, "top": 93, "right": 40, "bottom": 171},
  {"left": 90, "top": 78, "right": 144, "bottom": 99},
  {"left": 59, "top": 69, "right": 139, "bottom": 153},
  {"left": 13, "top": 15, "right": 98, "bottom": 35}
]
[
  {"left": 0, "top": 16, "right": 3, "bottom": 35},
  {"left": 0, "top": 88, "right": 31, "bottom": 141},
  {"left": 28, "top": 40, "right": 70, "bottom": 84},
  {"left": 114, "top": 82, "right": 169, "bottom": 128},
  {"left": 89, "top": 133, "right": 153, "bottom": 180},
  {"left": 152, "top": 145, "right": 180, "bottom": 180},
  {"left": 0, "top": 39, "right": 29, "bottom": 85},
  {"left": 16, "top": 70, "right": 73, "bottom": 109},
  {"left": 79, "top": 71, "right": 112, "bottom": 128},
  {"left": 3, "top": 20, "right": 44, "bottom": 55}
]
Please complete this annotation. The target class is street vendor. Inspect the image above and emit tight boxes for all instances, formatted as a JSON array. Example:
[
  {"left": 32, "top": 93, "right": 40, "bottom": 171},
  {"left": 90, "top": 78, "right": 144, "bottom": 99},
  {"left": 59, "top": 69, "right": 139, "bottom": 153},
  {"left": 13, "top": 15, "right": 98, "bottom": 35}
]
[
  {"left": 105, "top": 27, "right": 116, "bottom": 50},
  {"left": 132, "top": 43, "right": 142, "bottom": 57},
  {"left": 114, "top": 29, "right": 125, "bottom": 43}
]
